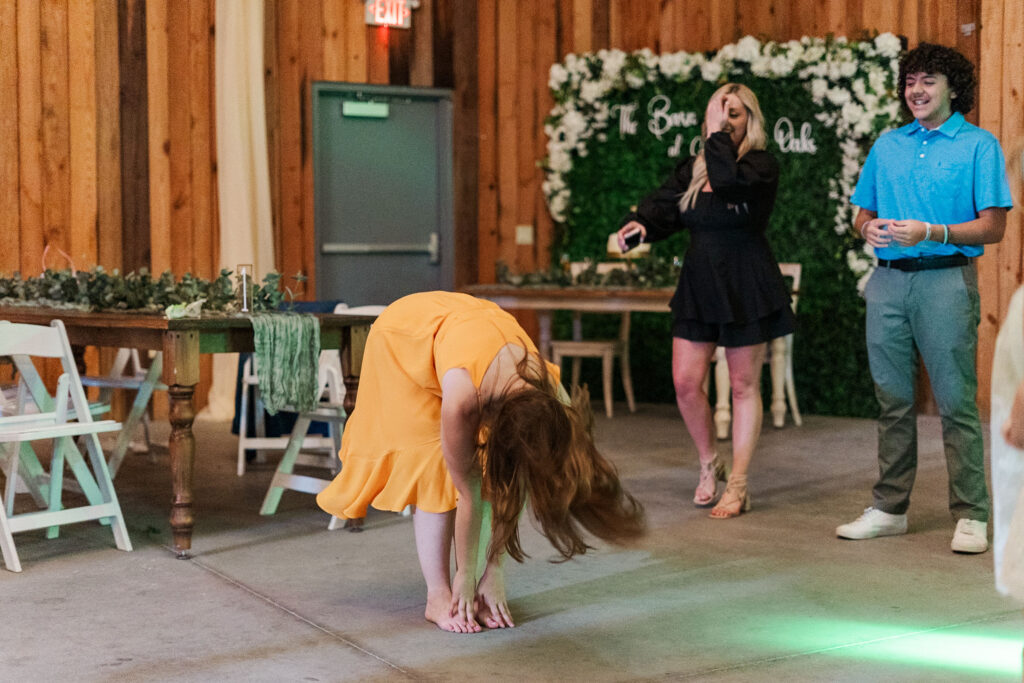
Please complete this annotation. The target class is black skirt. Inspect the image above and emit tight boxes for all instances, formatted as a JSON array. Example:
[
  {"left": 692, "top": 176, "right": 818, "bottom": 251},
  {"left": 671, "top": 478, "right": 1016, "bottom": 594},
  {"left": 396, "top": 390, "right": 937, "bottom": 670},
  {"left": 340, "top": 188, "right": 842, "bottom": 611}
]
[{"left": 673, "top": 305, "right": 795, "bottom": 347}]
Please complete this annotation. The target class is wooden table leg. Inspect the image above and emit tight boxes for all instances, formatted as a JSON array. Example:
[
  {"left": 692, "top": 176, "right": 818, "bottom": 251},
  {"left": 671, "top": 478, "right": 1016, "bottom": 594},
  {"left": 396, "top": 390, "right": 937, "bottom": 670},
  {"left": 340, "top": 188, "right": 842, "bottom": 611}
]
[
  {"left": 340, "top": 323, "right": 367, "bottom": 531},
  {"left": 342, "top": 324, "right": 369, "bottom": 415},
  {"left": 162, "top": 330, "right": 200, "bottom": 558},
  {"left": 167, "top": 384, "right": 196, "bottom": 557}
]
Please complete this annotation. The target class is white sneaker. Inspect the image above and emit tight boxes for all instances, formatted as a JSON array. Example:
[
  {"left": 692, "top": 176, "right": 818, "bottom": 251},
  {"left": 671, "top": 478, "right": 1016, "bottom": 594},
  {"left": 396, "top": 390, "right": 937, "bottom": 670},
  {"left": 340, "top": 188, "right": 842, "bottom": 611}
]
[
  {"left": 950, "top": 519, "right": 988, "bottom": 554},
  {"left": 836, "top": 507, "right": 908, "bottom": 540}
]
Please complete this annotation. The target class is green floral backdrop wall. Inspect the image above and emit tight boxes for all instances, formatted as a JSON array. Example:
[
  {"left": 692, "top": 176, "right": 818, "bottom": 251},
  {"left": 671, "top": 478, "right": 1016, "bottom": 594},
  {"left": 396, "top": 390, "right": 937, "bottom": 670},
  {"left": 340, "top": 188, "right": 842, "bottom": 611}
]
[{"left": 536, "top": 34, "right": 906, "bottom": 417}]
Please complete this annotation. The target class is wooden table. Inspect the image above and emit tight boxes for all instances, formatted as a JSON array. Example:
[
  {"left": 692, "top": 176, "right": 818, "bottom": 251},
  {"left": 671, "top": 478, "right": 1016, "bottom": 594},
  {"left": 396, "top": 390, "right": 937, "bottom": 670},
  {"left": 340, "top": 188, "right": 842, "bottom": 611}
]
[
  {"left": 463, "top": 284, "right": 674, "bottom": 358},
  {"left": 0, "top": 307, "right": 375, "bottom": 556},
  {"left": 464, "top": 284, "right": 792, "bottom": 436}
]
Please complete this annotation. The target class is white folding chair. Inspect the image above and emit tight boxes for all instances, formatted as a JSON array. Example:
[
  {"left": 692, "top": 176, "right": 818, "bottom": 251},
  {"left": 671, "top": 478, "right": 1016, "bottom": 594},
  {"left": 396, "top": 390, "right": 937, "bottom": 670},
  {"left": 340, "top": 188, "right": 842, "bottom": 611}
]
[
  {"left": 710, "top": 263, "right": 802, "bottom": 439},
  {"left": 236, "top": 354, "right": 339, "bottom": 476},
  {"left": 236, "top": 304, "right": 385, "bottom": 478},
  {"left": 0, "top": 320, "right": 133, "bottom": 572},
  {"left": 549, "top": 260, "right": 637, "bottom": 418},
  {"left": 259, "top": 363, "right": 346, "bottom": 517},
  {"left": 80, "top": 348, "right": 166, "bottom": 477}
]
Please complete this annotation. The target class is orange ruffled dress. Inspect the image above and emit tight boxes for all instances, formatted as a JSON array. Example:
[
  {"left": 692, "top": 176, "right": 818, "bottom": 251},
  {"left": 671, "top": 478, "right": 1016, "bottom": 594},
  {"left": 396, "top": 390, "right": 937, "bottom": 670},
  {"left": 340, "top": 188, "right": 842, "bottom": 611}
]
[{"left": 316, "top": 291, "right": 548, "bottom": 518}]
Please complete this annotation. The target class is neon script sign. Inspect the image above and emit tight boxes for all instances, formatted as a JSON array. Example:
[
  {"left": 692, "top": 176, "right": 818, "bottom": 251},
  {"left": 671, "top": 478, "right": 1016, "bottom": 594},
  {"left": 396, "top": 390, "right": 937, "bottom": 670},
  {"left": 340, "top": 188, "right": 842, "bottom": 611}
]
[{"left": 365, "top": 0, "right": 414, "bottom": 29}]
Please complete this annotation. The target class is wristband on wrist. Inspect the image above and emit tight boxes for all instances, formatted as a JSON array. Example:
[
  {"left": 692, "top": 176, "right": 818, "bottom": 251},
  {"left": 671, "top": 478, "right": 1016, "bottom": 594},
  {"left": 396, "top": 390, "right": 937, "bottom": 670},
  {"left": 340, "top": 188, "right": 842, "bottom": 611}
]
[
  {"left": 859, "top": 223, "right": 868, "bottom": 240},
  {"left": 924, "top": 222, "right": 932, "bottom": 241},
  {"left": 942, "top": 224, "right": 949, "bottom": 244}
]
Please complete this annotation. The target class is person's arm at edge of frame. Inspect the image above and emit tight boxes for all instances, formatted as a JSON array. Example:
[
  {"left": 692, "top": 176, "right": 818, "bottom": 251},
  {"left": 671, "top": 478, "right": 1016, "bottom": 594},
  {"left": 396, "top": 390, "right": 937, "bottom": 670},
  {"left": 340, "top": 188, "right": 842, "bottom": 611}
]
[{"left": 440, "top": 368, "right": 485, "bottom": 629}]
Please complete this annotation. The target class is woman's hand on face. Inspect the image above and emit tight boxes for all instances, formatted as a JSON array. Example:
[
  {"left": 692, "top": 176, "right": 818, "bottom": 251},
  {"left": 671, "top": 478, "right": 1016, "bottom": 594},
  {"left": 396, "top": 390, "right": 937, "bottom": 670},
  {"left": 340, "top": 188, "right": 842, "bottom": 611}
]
[
  {"left": 616, "top": 222, "right": 646, "bottom": 252},
  {"left": 449, "top": 569, "right": 482, "bottom": 633},
  {"left": 704, "top": 96, "right": 726, "bottom": 133}
]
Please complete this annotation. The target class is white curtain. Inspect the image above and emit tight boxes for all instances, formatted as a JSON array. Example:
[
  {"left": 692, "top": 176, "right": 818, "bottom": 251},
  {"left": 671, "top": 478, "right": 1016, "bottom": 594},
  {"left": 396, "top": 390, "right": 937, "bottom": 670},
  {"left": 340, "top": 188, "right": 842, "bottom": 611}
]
[{"left": 200, "top": 0, "right": 275, "bottom": 421}]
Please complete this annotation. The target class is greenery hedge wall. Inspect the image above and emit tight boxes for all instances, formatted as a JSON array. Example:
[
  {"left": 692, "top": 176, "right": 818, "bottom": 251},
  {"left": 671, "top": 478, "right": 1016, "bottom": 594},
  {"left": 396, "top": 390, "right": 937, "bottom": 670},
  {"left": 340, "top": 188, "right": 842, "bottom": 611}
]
[{"left": 540, "top": 38, "right": 906, "bottom": 418}]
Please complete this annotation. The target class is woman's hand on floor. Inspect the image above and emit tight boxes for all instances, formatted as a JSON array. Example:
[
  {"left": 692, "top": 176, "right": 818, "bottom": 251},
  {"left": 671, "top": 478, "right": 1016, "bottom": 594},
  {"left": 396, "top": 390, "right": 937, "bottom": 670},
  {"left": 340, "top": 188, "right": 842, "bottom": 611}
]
[{"left": 475, "top": 564, "right": 515, "bottom": 628}]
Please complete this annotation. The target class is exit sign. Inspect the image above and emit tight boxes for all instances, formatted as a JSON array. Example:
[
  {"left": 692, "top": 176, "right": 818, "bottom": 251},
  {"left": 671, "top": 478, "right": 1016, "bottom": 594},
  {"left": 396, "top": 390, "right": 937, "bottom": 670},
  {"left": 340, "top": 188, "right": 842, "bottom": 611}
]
[{"left": 365, "top": 0, "right": 414, "bottom": 29}]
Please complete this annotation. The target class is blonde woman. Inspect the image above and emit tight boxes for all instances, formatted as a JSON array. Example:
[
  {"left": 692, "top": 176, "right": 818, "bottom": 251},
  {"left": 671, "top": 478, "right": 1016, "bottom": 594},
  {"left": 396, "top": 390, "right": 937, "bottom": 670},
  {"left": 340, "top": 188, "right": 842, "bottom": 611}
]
[{"left": 612, "top": 83, "right": 793, "bottom": 518}]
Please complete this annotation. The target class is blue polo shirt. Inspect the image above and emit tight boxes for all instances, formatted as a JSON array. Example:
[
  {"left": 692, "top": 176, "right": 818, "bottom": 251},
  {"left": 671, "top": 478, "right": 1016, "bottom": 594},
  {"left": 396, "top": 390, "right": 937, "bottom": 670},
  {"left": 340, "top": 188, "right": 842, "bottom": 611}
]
[{"left": 851, "top": 111, "right": 1013, "bottom": 259}]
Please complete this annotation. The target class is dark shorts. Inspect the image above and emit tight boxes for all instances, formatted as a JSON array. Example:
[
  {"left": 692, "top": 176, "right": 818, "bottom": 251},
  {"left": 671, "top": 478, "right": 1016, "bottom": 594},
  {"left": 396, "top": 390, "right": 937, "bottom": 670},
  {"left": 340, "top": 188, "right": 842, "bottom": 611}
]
[{"left": 672, "top": 306, "right": 796, "bottom": 348}]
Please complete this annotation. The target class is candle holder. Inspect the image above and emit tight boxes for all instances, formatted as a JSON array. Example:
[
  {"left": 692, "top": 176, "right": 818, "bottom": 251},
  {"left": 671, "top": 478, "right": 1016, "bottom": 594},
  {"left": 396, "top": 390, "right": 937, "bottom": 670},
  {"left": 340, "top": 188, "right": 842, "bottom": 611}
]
[{"left": 236, "top": 264, "right": 253, "bottom": 313}]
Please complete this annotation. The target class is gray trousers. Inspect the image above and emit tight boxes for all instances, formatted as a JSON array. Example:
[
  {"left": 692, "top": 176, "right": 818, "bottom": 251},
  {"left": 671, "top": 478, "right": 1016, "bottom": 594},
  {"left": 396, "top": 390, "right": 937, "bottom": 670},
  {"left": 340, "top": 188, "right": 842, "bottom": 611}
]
[{"left": 864, "top": 264, "right": 989, "bottom": 521}]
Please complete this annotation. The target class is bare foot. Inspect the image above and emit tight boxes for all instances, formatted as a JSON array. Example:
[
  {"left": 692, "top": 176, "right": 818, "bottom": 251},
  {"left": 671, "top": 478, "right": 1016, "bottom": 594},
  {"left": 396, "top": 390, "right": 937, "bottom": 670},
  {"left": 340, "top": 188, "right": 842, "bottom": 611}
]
[
  {"left": 424, "top": 591, "right": 481, "bottom": 634},
  {"left": 475, "top": 600, "right": 515, "bottom": 629}
]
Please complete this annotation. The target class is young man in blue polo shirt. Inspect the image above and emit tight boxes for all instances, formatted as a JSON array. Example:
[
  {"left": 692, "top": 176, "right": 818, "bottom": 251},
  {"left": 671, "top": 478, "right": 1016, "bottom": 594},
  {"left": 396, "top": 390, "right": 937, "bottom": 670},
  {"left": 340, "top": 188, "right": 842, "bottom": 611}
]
[{"left": 837, "top": 43, "right": 1013, "bottom": 553}]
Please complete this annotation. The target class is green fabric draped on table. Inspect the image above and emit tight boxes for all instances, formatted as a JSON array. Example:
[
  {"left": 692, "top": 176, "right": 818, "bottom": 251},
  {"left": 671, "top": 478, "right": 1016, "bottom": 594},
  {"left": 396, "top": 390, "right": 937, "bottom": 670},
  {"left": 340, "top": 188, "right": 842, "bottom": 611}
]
[{"left": 250, "top": 313, "right": 321, "bottom": 414}]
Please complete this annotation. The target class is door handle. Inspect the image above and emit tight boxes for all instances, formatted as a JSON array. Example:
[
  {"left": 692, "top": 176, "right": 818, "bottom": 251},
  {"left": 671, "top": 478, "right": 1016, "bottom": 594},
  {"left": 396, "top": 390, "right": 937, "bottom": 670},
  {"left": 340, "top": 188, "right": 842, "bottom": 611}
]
[{"left": 322, "top": 232, "right": 440, "bottom": 264}]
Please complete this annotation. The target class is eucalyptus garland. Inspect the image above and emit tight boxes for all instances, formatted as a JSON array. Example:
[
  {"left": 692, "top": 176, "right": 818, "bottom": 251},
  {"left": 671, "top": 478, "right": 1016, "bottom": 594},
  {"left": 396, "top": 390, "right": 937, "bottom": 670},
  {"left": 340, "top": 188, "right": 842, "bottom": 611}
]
[
  {"left": 0, "top": 267, "right": 306, "bottom": 314},
  {"left": 497, "top": 253, "right": 681, "bottom": 289}
]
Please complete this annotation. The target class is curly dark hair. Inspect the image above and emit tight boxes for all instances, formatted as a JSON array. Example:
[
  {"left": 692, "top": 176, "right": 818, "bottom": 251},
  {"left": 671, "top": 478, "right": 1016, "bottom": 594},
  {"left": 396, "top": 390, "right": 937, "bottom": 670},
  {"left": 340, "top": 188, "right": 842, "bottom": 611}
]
[{"left": 898, "top": 42, "right": 976, "bottom": 118}]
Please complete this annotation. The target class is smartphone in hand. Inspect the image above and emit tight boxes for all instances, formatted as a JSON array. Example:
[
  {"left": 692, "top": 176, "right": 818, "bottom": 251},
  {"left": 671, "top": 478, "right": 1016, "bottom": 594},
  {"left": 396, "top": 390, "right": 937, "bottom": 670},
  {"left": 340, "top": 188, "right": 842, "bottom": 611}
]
[{"left": 622, "top": 228, "right": 644, "bottom": 252}]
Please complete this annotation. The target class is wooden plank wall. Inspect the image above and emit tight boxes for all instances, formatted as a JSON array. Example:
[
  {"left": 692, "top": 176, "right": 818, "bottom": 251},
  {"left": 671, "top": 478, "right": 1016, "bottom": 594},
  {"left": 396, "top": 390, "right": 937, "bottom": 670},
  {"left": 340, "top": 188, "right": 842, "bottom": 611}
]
[
  {"left": 2, "top": 0, "right": 1020, "bottom": 414},
  {"left": 1, "top": 0, "right": 216, "bottom": 409},
  {"left": 264, "top": 0, "right": 463, "bottom": 298}
]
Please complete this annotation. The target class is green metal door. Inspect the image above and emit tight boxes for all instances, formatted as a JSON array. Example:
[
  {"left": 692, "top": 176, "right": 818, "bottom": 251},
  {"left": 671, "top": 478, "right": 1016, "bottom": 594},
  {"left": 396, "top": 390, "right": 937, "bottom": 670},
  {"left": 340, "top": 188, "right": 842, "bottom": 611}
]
[{"left": 313, "top": 82, "right": 454, "bottom": 306}]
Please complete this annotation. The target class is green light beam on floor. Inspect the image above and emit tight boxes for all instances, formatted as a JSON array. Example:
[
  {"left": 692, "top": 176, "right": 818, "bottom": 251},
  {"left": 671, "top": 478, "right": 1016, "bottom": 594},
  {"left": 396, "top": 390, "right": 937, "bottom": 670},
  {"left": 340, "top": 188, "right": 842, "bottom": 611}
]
[{"left": 759, "top": 617, "right": 1022, "bottom": 677}]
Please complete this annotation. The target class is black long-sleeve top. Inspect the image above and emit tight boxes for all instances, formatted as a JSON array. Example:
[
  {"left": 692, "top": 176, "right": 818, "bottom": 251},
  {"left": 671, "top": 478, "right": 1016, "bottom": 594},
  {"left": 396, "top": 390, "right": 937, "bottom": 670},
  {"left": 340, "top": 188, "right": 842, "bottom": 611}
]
[{"left": 621, "top": 132, "right": 790, "bottom": 324}]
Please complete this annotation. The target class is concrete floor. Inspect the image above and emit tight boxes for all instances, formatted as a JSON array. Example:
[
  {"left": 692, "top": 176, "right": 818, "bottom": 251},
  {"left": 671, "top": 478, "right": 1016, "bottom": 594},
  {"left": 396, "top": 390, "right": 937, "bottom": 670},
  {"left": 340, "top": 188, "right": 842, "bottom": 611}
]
[{"left": 1, "top": 405, "right": 1021, "bottom": 682}]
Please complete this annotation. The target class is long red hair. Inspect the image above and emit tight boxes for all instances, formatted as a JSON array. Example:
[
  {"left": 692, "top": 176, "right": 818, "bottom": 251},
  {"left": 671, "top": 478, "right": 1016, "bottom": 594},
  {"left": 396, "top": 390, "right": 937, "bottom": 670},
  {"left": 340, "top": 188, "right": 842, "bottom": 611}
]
[{"left": 477, "top": 352, "right": 645, "bottom": 562}]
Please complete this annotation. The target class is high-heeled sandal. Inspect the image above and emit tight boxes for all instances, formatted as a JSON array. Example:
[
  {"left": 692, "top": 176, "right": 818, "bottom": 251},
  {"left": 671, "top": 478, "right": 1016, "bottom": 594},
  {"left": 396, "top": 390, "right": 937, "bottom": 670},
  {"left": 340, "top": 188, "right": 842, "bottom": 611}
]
[
  {"left": 693, "top": 454, "right": 729, "bottom": 507},
  {"left": 709, "top": 473, "right": 750, "bottom": 519}
]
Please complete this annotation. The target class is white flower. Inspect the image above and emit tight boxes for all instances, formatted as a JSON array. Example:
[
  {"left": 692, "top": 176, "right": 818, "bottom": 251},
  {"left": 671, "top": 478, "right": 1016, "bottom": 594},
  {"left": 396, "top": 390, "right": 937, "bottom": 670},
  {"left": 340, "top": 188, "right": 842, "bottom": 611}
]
[
  {"left": 751, "top": 56, "right": 773, "bottom": 77},
  {"left": 658, "top": 52, "right": 694, "bottom": 78},
  {"left": 853, "top": 116, "right": 874, "bottom": 137},
  {"left": 783, "top": 40, "right": 804, "bottom": 62},
  {"left": 548, "top": 192, "right": 568, "bottom": 221},
  {"left": 799, "top": 62, "right": 828, "bottom": 79},
  {"left": 841, "top": 102, "right": 865, "bottom": 126},
  {"left": 549, "top": 64, "right": 569, "bottom": 91},
  {"left": 867, "top": 65, "right": 889, "bottom": 94},
  {"left": 546, "top": 146, "right": 571, "bottom": 173},
  {"left": 770, "top": 55, "right": 794, "bottom": 76},
  {"left": 846, "top": 249, "right": 871, "bottom": 275},
  {"left": 827, "top": 87, "right": 852, "bottom": 106},
  {"left": 625, "top": 71, "right": 645, "bottom": 89},
  {"left": 637, "top": 48, "right": 658, "bottom": 70},
  {"left": 580, "top": 79, "right": 610, "bottom": 103},
  {"left": 839, "top": 60, "right": 858, "bottom": 78},
  {"left": 717, "top": 44, "right": 737, "bottom": 61},
  {"left": 735, "top": 35, "right": 761, "bottom": 62},
  {"left": 700, "top": 59, "right": 723, "bottom": 82},
  {"left": 802, "top": 45, "right": 826, "bottom": 63},
  {"left": 559, "top": 109, "right": 587, "bottom": 145},
  {"left": 600, "top": 49, "right": 627, "bottom": 80},
  {"left": 874, "top": 32, "right": 902, "bottom": 58}
]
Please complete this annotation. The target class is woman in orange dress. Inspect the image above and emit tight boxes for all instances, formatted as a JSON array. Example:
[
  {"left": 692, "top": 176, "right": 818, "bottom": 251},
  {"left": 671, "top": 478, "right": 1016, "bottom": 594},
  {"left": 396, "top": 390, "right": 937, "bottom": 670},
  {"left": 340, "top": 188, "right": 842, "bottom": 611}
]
[{"left": 317, "top": 291, "right": 644, "bottom": 633}]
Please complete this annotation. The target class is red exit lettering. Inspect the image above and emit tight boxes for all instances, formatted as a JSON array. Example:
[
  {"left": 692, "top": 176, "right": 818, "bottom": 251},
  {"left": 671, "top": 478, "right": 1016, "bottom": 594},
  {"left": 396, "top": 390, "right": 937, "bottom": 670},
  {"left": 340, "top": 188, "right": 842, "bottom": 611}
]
[{"left": 366, "top": 0, "right": 412, "bottom": 29}]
